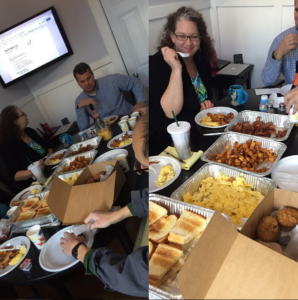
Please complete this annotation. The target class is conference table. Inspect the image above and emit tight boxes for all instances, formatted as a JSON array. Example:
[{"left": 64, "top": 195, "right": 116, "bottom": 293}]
[
  {"left": 155, "top": 88, "right": 298, "bottom": 199},
  {"left": 0, "top": 118, "right": 147, "bottom": 298}
]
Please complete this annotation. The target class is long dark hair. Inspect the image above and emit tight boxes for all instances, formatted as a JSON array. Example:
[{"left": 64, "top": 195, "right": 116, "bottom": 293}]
[
  {"left": 0, "top": 105, "right": 22, "bottom": 143},
  {"left": 157, "top": 6, "right": 214, "bottom": 62}
]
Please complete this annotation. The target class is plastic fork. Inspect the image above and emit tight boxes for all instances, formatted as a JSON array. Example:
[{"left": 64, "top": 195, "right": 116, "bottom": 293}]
[
  {"left": 0, "top": 245, "right": 22, "bottom": 252},
  {"left": 177, "top": 52, "right": 189, "bottom": 57}
]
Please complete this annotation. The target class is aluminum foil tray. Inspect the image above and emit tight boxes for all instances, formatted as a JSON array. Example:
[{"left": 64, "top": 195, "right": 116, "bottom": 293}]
[
  {"left": 224, "top": 110, "right": 294, "bottom": 142},
  {"left": 149, "top": 194, "right": 230, "bottom": 299},
  {"left": 57, "top": 170, "right": 83, "bottom": 183},
  {"left": 64, "top": 136, "right": 102, "bottom": 158},
  {"left": 53, "top": 149, "right": 97, "bottom": 176},
  {"left": 200, "top": 132, "right": 287, "bottom": 176},
  {"left": 7, "top": 191, "right": 57, "bottom": 229}
]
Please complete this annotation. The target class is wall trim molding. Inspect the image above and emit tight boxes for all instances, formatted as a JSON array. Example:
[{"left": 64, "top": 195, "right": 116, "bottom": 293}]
[{"left": 211, "top": 0, "right": 294, "bottom": 7}]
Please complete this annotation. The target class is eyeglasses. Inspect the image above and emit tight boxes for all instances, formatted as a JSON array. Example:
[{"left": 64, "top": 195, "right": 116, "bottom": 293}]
[
  {"left": 134, "top": 159, "right": 149, "bottom": 174},
  {"left": 18, "top": 112, "right": 26, "bottom": 118},
  {"left": 174, "top": 34, "right": 200, "bottom": 42}
]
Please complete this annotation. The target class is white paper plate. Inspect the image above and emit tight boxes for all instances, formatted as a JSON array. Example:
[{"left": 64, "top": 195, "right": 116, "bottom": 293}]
[
  {"left": 271, "top": 156, "right": 298, "bottom": 192},
  {"left": 39, "top": 226, "right": 96, "bottom": 272},
  {"left": 93, "top": 149, "right": 128, "bottom": 164},
  {"left": 280, "top": 84, "right": 292, "bottom": 96},
  {"left": 195, "top": 107, "right": 238, "bottom": 129},
  {"left": 104, "top": 115, "right": 119, "bottom": 125},
  {"left": 10, "top": 185, "right": 43, "bottom": 207},
  {"left": 0, "top": 236, "right": 31, "bottom": 277},
  {"left": 45, "top": 149, "right": 67, "bottom": 166},
  {"left": 149, "top": 156, "right": 181, "bottom": 193},
  {"left": 107, "top": 131, "right": 133, "bottom": 150}
]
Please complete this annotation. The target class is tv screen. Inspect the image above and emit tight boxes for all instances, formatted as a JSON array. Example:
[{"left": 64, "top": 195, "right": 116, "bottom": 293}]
[{"left": 0, "top": 6, "right": 73, "bottom": 88}]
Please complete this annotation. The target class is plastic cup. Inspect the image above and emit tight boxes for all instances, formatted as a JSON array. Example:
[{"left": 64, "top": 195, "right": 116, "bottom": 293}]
[
  {"left": 118, "top": 120, "right": 129, "bottom": 132},
  {"left": 116, "top": 154, "right": 130, "bottom": 173},
  {"left": 167, "top": 121, "right": 191, "bottom": 160},
  {"left": 27, "top": 161, "right": 47, "bottom": 184},
  {"left": 130, "top": 112, "right": 140, "bottom": 119},
  {"left": 128, "top": 117, "right": 137, "bottom": 130},
  {"left": 120, "top": 115, "right": 129, "bottom": 122},
  {"left": 26, "top": 225, "right": 46, "bottom": 250}
]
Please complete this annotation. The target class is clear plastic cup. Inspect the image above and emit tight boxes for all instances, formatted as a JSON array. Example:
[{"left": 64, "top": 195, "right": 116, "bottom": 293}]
[
  {"left": 167, "top": 121, "right": 191, "bottom": 160},
  {"left": 27, "top": 161, "right": 47, "bottom": 184}
]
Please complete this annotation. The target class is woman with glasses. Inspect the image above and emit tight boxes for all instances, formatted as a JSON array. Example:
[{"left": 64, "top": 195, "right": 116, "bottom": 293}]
[
  {"left": 0, "top": 105, "right": 53, "bottom": 193},
  {"left": 150, "top": 6, "right": 215, "bottom": 155}
]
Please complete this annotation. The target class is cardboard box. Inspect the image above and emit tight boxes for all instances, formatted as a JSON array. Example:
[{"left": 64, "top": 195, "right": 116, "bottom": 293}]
[
  {"left": 178, "top": 189, "right": 298, "bottom": 299},
  {"left": 47, "top": 159, "right": 126, "bottom": 225}
]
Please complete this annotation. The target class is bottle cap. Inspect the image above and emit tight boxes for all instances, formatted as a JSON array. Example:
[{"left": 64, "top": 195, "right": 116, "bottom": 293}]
[{"left": 261, "top": 95, "right": 268, "bottom": 100}]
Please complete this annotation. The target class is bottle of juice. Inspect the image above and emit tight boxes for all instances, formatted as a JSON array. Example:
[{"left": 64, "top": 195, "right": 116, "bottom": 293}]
[{"left": 89, "top": 104, "right": 112, "bottom": 141}]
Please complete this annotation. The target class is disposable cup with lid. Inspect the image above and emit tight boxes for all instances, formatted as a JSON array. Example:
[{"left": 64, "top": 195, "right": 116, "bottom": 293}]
[
  {"left": 27, "top": 161, "right": 47, "bottom": 184},
  {"left": 167, "top": 121, "right": 191, "bottom": 160}
]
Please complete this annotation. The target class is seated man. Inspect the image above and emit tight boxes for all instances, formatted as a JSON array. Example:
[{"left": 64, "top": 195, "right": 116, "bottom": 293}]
[
  {"left": 74, "top": 62, "right": 146, "bottom": 130},
  {"left": 60, "top": 109, "right": 149, "bottom": 297},
  {"left": 261, "top": 1, "right": 298, "bottom": 86}
]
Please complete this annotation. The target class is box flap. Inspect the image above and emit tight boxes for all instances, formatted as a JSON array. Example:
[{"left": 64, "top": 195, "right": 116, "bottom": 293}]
[
  {"left": 178, "top": 211, "right": 238, "bottom": 299},
  {"left": 272, "top": 188, "right": 298, "bottom": 209},
  {"left": 47, "top": 175, "right": 72, "bottom": 221}
]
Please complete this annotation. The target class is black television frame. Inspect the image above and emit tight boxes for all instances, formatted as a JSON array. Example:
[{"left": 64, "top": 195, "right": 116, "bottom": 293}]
[{"left": 0, "top": 6, "right": 73, "bottom": 88}]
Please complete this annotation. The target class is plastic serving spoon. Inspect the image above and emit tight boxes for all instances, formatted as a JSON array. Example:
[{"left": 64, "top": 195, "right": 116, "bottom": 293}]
[{"left": 177, "top": 52, "right": 190, "bottom": 58}]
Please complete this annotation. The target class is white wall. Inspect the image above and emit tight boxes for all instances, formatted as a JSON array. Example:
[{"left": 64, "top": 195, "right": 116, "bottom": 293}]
[{"left": 149, "top": 0, "right": 296, "bottom": 88}]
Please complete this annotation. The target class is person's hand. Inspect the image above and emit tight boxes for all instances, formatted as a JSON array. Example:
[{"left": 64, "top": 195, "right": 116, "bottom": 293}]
[
  {"left": 78, "top": 98, "right": 97, "bottom": 109},
  {"left": 133, "top": 101, "right": 145, "bottom": 112},
  {"left": 84, "top": 211, "right": 120, "bottom": 230},
  {"left": 284, "top": 87, "right": 298, "bottom": 113},
  {"left": 200, "top": 100, "right": 214, "bottom": 111},
  {"left": 39, "top": 159, "right": 45, "bottom": 170},
  {"left": 273, "top": 33, "right": 298, "bottom": 60},
  {"left": 134, "top": 106, "right": 148, "bottom": 116},
  {"left": 60, "top": 232, "right": 86, "bottom": 256},
  {"left": 161, "top": 47, "right": 182, "bottom": 71}
]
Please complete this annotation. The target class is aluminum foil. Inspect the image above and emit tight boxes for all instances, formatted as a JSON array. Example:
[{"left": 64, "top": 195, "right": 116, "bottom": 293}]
[
  {"left": 53, "top": 149, "right": 97, "bottom": 176},
  {"left": 224, "top": 110, "right": 294, "bottom": 142},
  {"left": 149, "top": 194, "right": 230, "bottom": 299},
  {"left": 57, "top": 169, "right": 83, "bottom": 182},
  {"left": 64, "top": 137, "right": 102, "bottom": 158},
  {"left": 200, "top": 132, "right": 287, "bottom": 176},
  {"left": 7, "top": 191, "right": 58, "bottom": 229}
]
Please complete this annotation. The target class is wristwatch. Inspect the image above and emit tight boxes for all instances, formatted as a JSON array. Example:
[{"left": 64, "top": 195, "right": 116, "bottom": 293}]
[{"left": 71, "top": 242, "right": 85, "bottom": 259}]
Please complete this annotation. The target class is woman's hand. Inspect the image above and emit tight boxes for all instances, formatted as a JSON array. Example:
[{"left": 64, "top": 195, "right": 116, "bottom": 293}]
[
  {"left": 161, "top": 47, "right": 182, "bottom": 71},
  {"left": 39, "top": 159, "right": 45, "bottom": 170},
  {"left": 200, "top": 100, "right": 214, "bottom": 111}
]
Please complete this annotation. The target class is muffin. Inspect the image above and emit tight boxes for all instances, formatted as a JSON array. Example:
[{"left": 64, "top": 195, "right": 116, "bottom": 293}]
[
  {"left": 257, "top": 216, "right": 281, "bottom": 242},
  {"left": 276, "top": 208, "right": 298, "bottom": 227}
]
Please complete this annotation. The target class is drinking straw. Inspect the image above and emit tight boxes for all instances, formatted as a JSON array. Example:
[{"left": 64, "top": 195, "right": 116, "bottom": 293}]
[
  {"left": 26, "top": 157, "right": 33, "bottom": 164},
  {"left": 172, "top": 111, "right": 179, "bottom": 127}
]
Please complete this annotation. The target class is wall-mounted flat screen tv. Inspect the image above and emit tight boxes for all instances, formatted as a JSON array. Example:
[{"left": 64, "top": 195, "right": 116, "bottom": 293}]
[{"left": 0, "top": 6, "right": 73, "bottom": 88}]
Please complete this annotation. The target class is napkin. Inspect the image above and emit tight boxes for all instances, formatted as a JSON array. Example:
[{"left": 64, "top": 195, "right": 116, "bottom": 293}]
[{"left": 159, "top": 146, "right": 203, "bottom": 170}]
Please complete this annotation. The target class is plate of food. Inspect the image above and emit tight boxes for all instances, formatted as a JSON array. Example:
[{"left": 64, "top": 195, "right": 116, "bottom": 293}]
[
  {"left": 104, "top": 115, "right": 118, "bottom": 125},
  {"left": 10, "top": 185, "right": 43, "bottom": 207},
  {"left": 39, "top": 226, "right": 96, "bottom": 272},
  {"left": 0, "top": 236, "right": 30, "bottom": 277},
  {"left": 195, "top": 107, "right": 238, "bottom": 129},
  {"left": 45, "top": 149, "right": 67, "bottom": 166},
  {"left": 93, "top": 149, "right": 129, "bottom": 164},
  {"left": 107, "top": 131, "right": 133, "bottom": 149},
  {"left": 149, "top": 156, "right": 181, "bottom": 193}
]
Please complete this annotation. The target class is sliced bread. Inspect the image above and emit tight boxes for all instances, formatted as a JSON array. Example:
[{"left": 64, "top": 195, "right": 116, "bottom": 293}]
[
  {"left": 149, "top": 201, "right": 167, "bottom": 226},
  {"left": 149, "top": 215, "right": 177, "bottom": 244}
]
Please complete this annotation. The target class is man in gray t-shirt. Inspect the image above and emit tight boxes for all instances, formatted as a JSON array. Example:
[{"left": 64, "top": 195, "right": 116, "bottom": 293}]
[{"left": 74, "top": 62, "right": 146, "bottom": 130}]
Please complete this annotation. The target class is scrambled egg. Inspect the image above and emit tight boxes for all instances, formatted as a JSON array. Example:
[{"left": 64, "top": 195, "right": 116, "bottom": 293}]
[
  {"left": 9, "top": 245, "right": 26, "bottom": 266},
  {"left": 119, "top": 138, "right": 132, "bottom": 146},
  {"left": 49, "top": 158, "right": 61, "bottom": 165},
  {"left": 63, "top": 173, "right": 79, "bottom": 186},
  {"left": 183, "top": 172, "right": 264, "bottom": 225},
  {"left": 200, "top": 116, "right": 219, "bottom": 127},
  {"left": 31, "top": 188, "right": 40, "bottom": 194},
  {"left": 156, "top": 165, "right": 175, "bottom": 187}
]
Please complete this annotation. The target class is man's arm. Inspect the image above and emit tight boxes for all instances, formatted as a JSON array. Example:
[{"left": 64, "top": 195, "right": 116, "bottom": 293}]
[{"left": 75, "top": 96, "right": 91, "bottom": 131}]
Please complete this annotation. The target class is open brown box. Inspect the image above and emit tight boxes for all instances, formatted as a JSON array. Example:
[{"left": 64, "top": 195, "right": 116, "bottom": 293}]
[
  {"left": 178, "top": 189, "right": 298, "bottom": 299},
  {"left": 47, "top": 159, "right": 126, "bottom": 225}
]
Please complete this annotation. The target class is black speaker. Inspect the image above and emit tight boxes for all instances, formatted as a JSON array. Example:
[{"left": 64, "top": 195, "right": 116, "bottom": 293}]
[{"left": 233, "top": 54, "right": 243, "bottom": 64}]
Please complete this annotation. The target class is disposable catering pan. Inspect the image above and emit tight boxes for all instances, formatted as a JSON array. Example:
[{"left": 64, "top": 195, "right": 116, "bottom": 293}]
[
  {"left": 53, "top": 150, "right": 97, "bottom": 176},
  {"left": 149, "top": 194, "right": 230, "bottom": 300},
  {"left": 7, "top": 191, "right": 57, "bottom": 229},
  {"left": 224, "top": 110, "right": 294, "bottom": 142},
  {"left": 64, "top": 136, "right": 102, "bottom": 158},
  {"left": 200, "top": 132, "right": 287, "bottom": 177}
]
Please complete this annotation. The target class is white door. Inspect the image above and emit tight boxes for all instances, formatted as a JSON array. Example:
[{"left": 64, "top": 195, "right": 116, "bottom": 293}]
[{"left": 100, "top": 0, "right": 149, "bottom": 86}]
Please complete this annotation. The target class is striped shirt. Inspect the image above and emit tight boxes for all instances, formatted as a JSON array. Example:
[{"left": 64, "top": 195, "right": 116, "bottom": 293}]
[
  {"left": 262, "top": 26, "right": 298, "bottom": 86},
  {"left": 75, "top": 74, "right": 145, "bottom": 131}
]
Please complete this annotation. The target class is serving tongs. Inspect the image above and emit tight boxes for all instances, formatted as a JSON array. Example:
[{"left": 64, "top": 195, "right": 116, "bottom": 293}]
[{"left": 203, "top": 132, "right": 225, "bottom": 136}]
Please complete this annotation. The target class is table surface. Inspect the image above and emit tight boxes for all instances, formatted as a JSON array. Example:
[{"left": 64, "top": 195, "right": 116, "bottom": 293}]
[
  {"left": 0, "top": 117, "right": 146, "bottom": 285},
  {"left": 155, "top": 88, "right": 298, "bottom": 199}
]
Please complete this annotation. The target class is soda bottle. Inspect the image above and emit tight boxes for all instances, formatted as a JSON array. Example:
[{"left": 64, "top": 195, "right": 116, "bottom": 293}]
[{"left": 89, "top": 104, "right": 112, "bottom": 141}]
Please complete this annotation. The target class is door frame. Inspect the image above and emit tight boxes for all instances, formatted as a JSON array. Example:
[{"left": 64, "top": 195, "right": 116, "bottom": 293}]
[{"left": 87, "top": 0, "right": 128, "bottom": 75}]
